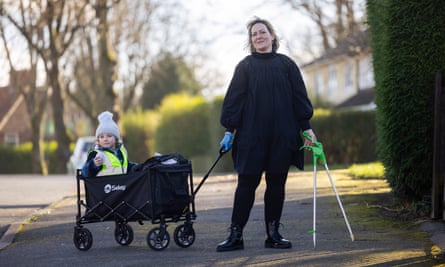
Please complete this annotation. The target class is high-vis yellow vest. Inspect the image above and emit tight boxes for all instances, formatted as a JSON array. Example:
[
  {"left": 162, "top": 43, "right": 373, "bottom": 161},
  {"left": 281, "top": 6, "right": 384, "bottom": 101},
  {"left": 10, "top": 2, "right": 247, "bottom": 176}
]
[{"left": 95, "top": 145, "right": 128, "bottom": 176}]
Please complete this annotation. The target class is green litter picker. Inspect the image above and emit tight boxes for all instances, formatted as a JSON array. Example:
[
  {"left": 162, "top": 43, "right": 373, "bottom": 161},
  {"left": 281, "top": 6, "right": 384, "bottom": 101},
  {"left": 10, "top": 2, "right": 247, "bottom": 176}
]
[{"left": 300, "top": 132, "right": 355, "bottom": 248}]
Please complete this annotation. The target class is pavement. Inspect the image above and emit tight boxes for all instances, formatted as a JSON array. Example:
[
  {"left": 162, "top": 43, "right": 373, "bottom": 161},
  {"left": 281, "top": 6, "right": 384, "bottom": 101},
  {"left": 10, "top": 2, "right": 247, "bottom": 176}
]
[
  {"left": 0, "top": 171, "right": 445, "bottom": 266},
  {"left": 0, "top": 174, "right": 76, "bottom": 251}
]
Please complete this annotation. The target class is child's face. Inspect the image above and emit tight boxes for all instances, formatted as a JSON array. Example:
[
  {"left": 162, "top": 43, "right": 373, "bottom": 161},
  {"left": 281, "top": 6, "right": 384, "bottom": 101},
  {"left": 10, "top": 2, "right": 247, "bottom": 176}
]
[{"left": 97, "top": 133, "right": 116, "bottom": 148}]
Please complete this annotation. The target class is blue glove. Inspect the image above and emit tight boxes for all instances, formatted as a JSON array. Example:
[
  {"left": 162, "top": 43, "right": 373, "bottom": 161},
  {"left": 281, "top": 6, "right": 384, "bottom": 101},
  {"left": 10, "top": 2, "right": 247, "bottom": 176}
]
[{"left": 220, "top": 132, "right": 234, "bottom": 152}]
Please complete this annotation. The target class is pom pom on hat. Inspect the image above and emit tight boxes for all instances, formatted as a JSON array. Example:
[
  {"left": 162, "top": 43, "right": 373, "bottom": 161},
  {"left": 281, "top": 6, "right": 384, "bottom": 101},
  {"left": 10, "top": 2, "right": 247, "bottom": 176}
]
[{"left": 95, "top": 111, "right": 120, "bottom": 139}]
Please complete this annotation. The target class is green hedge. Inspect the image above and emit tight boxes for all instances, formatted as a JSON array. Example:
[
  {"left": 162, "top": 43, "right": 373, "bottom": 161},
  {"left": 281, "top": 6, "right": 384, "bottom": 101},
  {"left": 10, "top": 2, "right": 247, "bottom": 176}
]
[
  {"left": 308, "top": 109, "right": 376, "bottom": 166},
  {"left": 205, "top": 96, "right": 235, "bottom": 172},
  {"left": 0, "top": 98, "right": 378, "bottom": 174},
  {"left": 120, "top": 109, "right": 158, "bottom": 163},
  {"left": 367, "top": 0, "right": 445, "bottom": 200},
  {"left": 154, "top": 94, "right": 211, "bottom": 159},
  {"left": 0, "top": 145, "right": 32, "bottom": 173},
  {"left": 0, "top": 142, "right": 60, "bottom": 174}
]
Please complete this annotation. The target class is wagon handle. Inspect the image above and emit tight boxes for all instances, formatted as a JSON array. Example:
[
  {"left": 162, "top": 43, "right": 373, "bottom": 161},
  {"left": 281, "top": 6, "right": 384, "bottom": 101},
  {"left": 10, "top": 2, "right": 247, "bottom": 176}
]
[{"left": 192, "top": 148, "right": 226, "bottom": 197}]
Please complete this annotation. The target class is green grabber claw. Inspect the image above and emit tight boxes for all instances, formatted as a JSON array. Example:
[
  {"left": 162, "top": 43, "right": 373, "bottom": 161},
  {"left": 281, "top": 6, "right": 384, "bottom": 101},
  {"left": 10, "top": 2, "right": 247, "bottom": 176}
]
[{"left": 300, "top": 132, "right": 326, "bottom": 164}]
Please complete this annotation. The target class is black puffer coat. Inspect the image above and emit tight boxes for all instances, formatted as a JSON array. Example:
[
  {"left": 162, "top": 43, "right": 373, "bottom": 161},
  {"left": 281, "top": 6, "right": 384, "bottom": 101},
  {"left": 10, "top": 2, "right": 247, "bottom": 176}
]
[{"left": 221, "top": 52, "right": 313, "bottom": 174}]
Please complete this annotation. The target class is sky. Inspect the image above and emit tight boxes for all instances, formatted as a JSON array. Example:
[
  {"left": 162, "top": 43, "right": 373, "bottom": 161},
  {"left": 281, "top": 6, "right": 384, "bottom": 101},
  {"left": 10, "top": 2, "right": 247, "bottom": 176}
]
[
  {"left": 0, "top": 0, "right": 314, "bottom": 92},
  {"left": 183, "top": 0, "right": 314, "bottom": 92}
]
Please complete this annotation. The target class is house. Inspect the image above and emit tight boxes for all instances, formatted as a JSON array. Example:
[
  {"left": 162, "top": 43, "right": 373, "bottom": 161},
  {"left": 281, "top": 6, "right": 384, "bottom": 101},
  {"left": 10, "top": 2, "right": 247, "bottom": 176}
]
[
  {"left": 0, "top": 70, "right": 92, "bottom": 146},
  {"left": 0, "top": 85, "right": 31, "bottom": 145},
  {"left": 301, "top": 29, "right": 375, "bottom": 110}
]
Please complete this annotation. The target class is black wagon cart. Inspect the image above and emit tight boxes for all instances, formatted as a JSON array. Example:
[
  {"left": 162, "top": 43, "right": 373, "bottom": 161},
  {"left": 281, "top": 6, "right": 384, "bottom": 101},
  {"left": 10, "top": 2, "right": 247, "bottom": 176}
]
[{"left": 73, "top": 153, "right": 197, "bottom": 251}]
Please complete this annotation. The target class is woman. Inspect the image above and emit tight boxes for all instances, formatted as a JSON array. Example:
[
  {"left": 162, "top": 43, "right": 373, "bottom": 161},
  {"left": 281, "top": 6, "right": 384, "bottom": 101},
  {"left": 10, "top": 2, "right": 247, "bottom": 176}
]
[{"left": 217, "top": 17, "right": 317, "bottom": 252}]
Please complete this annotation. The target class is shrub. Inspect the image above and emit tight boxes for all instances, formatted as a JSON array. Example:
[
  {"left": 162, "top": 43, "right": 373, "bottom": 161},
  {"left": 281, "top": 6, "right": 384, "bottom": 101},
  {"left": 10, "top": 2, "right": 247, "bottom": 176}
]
[
  {"left": 0, "top": 145, "right": 32, "bottom": 173},
  {"left": 309, "top": 109, "right": 377, "bottom": 165},
  {"left": 121, "top": 109, "right": 159, "bottom": 162},
  {"left": 367, "top": 0, "right": 445, "bottom": 200},
  {"left": 155, "top": 94, "right": 210, "bottom": 158},
  {"left": 348, "top": 162, "right": 385, "bottom": 179}
]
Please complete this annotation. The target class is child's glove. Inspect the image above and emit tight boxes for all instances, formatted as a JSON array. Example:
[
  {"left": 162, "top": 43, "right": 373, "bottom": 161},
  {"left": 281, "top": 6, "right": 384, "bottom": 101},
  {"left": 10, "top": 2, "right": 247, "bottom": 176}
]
[{"left": 219, "top": 132, "right": 234, "bottom": 152}]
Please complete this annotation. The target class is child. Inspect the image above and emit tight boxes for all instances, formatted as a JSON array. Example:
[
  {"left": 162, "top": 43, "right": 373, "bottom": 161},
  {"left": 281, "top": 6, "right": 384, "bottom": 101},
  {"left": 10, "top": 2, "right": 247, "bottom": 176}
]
[{"left": 81, "top": 111, "right": 139, "bottom": 178}]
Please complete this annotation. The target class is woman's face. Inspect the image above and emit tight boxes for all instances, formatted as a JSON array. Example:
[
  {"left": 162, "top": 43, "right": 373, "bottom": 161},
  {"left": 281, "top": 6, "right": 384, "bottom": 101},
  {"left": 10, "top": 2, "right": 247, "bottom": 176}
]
[{"left": 250, "top": 22, "right": 274, "bottom": 53}]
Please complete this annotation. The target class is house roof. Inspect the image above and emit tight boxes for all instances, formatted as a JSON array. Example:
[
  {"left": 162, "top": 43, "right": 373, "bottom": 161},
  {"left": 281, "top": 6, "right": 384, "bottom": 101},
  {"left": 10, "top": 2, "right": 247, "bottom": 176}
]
[
  {"left": 303, "top": 29, "right": 370, "bottom": 67},
  {"left": 0, "top": 86, "right": 20, "bottom": 119},
  {"left": 335, "top": 88, "right": 375, "bottom": 109}
]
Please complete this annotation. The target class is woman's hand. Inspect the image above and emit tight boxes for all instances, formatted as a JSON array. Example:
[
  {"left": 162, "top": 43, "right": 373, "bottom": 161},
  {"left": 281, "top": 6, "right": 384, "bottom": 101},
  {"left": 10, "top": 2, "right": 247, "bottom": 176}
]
[{"left": 303, "top": 129, "right": 317, "bottom": 147}]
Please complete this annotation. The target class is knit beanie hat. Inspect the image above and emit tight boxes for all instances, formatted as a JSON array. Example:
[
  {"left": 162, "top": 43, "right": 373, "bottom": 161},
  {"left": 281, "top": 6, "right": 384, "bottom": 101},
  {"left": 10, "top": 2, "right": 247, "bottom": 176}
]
[{"left": 95, "top": 111, "right": 120, "bottom": 140}]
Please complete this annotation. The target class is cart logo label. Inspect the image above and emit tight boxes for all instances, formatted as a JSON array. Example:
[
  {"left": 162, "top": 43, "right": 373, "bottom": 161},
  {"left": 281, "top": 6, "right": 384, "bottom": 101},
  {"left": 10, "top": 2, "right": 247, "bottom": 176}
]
[{"left": 104, "top": 184, "right": 126, "bottom": 193}]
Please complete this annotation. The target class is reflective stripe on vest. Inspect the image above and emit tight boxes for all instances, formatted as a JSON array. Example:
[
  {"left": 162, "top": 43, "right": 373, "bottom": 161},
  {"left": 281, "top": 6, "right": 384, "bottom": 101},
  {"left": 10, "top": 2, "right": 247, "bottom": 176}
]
[{"left": 96, "top": 146, "right": 128, "bottom": 176}]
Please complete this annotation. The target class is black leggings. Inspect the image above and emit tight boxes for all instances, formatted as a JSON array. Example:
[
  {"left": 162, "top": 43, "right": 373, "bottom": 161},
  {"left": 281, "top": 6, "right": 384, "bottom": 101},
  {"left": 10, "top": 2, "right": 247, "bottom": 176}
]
[{"left": 231, "top": 172, "right": 288, "bottom": 228}]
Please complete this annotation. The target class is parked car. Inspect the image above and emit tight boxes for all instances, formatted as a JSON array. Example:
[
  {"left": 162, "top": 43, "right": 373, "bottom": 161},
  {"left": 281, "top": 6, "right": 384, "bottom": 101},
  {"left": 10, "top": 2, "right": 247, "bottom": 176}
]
[{"left": 67, "top": 136, "right": 96, "bottom": 174}]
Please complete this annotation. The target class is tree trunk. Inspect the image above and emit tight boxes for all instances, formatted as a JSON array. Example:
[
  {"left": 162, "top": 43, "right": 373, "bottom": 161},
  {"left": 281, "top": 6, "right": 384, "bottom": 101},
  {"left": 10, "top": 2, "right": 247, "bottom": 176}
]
[
  {"left": 48, "top": 58, "right": 70, "bottom": 173},
  {"left": 96, "top": 0, "right": 119, "bottom": 119},
  {"left": 30, "top": 120, "right": 47, "bottom": 175}
]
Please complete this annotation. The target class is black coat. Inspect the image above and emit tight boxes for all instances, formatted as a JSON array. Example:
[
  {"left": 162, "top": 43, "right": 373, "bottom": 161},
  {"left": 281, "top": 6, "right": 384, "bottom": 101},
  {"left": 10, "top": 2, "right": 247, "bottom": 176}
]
[{"left": 220, "top": 52, "right": 313, "bottom": 174}]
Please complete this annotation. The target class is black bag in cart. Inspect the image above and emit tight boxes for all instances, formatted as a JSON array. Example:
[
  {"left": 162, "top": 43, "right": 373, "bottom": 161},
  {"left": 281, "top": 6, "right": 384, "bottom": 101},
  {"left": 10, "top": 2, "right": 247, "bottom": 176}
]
[{"left": 141, "top": 153, "right": 193, "bottom": 218}]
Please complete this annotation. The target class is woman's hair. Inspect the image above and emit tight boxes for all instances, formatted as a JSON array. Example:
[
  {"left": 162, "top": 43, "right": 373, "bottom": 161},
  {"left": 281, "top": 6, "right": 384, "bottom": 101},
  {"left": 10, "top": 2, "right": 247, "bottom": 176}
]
[{"left": 246, "top": 16, "right": 280, "bottom": 53}]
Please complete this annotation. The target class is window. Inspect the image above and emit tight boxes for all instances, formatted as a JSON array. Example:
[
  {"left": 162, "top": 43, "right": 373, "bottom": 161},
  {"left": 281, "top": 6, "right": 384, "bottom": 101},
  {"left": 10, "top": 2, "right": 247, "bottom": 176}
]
[
  {"left": 327, "top": 64, "right": 337, "bottom": 96},
  {"left": 4, "top": 133, "right": 19, "bottom": 146},
  {"left": 345, "top": 60, "right": 354, "bottom": 93},
  {"left": 359, "top": 56, "right": 375, "bottom": 89},
  {"left": 314, "top": 71, "right": 323, "bottom": 97}
]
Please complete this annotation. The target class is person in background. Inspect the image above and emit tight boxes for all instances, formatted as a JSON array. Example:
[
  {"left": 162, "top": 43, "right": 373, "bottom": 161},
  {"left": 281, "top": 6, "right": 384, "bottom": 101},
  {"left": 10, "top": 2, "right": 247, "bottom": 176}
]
[
  {"left": 81, "top": 111, "right": 139, "bottom": 178},
  {"left": 216, "top": 17, "right": 317, "bottom": 252}
]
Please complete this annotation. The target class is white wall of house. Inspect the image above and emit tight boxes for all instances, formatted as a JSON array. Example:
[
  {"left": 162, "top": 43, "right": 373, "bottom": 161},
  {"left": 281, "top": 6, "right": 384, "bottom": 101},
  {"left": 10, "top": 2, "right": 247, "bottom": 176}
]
[{"left": 302, "top": 53, "right": 375, "bottom": 106}]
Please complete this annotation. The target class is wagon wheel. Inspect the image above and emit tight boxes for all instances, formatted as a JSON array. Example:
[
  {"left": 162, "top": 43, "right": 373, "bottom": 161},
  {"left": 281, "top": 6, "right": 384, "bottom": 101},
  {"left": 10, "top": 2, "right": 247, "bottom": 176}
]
[
  {"left": 147, "top": 227, "right": 170, "bottom": 251},
  {"left": 114, "top": 223, "right": 134, "bottom": 246},
  {"left": 173, "top": 223, "right": 195, "bottom": 248},
  {"left": 73, "top": 227, "right": 93, "bottom": 251}
]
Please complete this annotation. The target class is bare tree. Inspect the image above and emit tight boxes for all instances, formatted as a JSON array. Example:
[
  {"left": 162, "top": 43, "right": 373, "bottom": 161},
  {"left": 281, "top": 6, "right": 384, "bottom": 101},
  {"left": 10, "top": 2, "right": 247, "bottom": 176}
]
[
  {"left": 0, "top": 21, "right": 49, "bottom": 174},
  {"left": 110, "top": 0, "right": 158, "bottom": 112},
  {"left": 284, "top": 0, "right": 365, "bottom": 53},
  {"left": 0, "top": 0, "right": 91, "bottom": 172},
  {"left": 65, "top": 0, "right": 204, "bottom": 127},
  {"left": 65, "top": 0, "right": 159, "bottom": 124},
  {"left": 65, "top": 0, "right": 121, "bottom": 126},
  {"left": 115, "top": 0, "right": 205, "bottom": 111},
  {"left": 95, "top": 0, "right": 118, "bottom": 115}
]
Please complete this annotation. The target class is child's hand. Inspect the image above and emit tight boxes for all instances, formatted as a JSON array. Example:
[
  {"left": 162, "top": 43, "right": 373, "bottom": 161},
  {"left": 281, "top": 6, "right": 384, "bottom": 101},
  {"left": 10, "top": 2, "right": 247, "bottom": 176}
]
[{"left": 94, "top": 152, "right": 104, "bottom": 167}]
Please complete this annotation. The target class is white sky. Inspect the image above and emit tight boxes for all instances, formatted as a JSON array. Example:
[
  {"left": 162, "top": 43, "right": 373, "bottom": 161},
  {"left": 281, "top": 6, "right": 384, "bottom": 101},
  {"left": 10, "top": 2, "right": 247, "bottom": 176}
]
[
  {"left": 0, "top": 0, "right": 314, "bottom": 91},
  {"left": 184, "top": 0, "right": 314, "bottom": 87}
]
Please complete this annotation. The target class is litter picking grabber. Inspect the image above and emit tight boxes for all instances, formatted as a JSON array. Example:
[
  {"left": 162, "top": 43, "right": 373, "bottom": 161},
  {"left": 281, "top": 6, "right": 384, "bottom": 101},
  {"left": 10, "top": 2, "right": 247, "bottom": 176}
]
[{"left": 300, "top": 132, "right": 355, "bottom": 248}]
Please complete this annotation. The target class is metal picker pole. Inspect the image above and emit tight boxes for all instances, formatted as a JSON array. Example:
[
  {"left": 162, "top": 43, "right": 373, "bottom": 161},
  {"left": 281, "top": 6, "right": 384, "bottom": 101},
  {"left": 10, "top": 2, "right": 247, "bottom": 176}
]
[
  {"left": 312, "top": 158, "right": 317, "bottom": 248},
  {"left": 323, "top": 162, "right": 355, "bottom": 242}
]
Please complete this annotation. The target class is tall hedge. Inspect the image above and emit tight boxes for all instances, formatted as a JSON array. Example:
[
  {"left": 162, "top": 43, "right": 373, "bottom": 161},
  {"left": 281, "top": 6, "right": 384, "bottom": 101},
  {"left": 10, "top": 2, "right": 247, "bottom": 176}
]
[
  {"left": 154, "top": 94, "right": 210, "bottom": 158},
  {"left": 206, "top": 96, "right": 234, "bottom": 172},
  {"left": 120, "top": 110, "right": 158, "bottom": 162},
  {"left": 309, "top": 109, "right": 376, "bottom": 166},
  {"left": 367, "top": 0, "right": 445, "bottom": 200}
]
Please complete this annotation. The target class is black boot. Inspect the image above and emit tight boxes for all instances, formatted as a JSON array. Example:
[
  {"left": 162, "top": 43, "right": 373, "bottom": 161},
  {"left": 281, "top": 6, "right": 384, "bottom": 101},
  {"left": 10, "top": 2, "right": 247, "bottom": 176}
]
[
  {"left": 265, "top": 221, "right": 292, "bottom": 249},
  {"left": 216, "top": 224, "right": 244, "bottom": 252}
]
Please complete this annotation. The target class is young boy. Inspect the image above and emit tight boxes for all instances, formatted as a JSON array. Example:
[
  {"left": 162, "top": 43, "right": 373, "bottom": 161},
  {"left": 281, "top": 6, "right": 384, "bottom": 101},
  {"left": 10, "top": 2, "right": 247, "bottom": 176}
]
[{"left": 81, "top": 111, "right": 138, "bottom": 178}]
